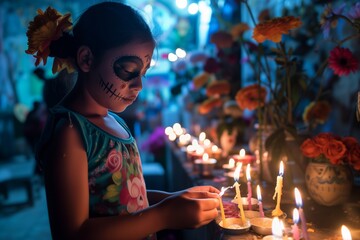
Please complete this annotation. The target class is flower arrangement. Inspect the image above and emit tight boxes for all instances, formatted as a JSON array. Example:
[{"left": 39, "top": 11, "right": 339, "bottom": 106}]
[
  {"left": 25, "top": 6, "right": 75, "bottom": 73},
  {"left": 300, "top": 132, "right": 360, "bottom": 170}
]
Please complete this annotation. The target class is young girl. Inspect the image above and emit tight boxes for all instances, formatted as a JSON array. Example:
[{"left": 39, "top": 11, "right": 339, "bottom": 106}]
[{"left": 25, "top": 2, "right": 220, "bottom": 240}]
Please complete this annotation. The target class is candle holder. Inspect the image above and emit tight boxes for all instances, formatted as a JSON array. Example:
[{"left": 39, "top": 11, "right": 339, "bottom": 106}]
[
  {"left": 194, "top": 158, "right": 217, "bottom": 177},
  {"left": 250, "top": 217, "right": 273, "bottom": 236},
  {"left": 217, "top": 217, "right": 251, "bottom": 235}
]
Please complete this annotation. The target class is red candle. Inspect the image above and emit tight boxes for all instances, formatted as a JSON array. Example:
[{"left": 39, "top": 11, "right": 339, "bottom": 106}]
[
  {"left": 294, "top": 188, "right": 309, "bottom": 240},
  {"left": 256, "top": 185, "right": 265, "bottom": 217},
  {"left": 292, "top": 208, "right": 300, "bottom": 240},
  {"left": 246, "top": 164, "right": 252, "bottom": 210}
]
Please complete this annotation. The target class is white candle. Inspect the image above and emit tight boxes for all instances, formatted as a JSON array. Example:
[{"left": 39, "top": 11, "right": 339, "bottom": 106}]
[
  {"left": 292, "top": 208, "right": 300, "bottom": 240},
  {"left": 233, "top": 164, "right": 246, "bottom": 224},
  {"left": 256, "top": 185, "right": 265, "bottom": 217},
  {"left": 341, "top": 225, "right": 352, "bottom": 240},
  {"left": 272, "top": 161, "right": 284, "bottom": 217},
  {"left": 219, "top": 187, "right": 227, "bottom": 227},
  {"left": 246, "top": 164, "right": 252, "bottom": 210},
  {"left": 294, "top": 188, "right": 309, "bottom": 240}
]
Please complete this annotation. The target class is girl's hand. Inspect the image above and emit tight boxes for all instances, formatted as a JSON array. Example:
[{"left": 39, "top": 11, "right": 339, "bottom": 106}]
[{"left": 159, "top": 186, "right": 220, "bottom": 229}]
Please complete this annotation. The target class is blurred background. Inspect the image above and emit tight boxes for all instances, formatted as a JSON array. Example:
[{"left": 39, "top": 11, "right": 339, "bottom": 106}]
[{"left": 0, "top": 0, "right": 359, "bottom": 239}]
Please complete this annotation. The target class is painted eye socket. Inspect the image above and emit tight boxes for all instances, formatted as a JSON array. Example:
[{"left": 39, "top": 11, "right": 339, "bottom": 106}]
[{"left": 113, "top": 56, "right": 144, "bottom": 82}]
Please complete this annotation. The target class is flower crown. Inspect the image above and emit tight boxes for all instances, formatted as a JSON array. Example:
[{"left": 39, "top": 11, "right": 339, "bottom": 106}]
[{"left": 25, "top": 7, "right": 75, "bottom": 74}]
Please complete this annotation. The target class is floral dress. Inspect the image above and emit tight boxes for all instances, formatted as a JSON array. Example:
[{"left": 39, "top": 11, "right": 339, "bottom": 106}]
[{"left": 37, "top": 105, "right": 156, "bottom": 239}]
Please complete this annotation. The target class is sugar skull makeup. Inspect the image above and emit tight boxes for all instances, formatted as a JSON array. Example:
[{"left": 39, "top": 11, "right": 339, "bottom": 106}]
[{"left": 113, "top": 56, "right": 144, "bottom": 81}]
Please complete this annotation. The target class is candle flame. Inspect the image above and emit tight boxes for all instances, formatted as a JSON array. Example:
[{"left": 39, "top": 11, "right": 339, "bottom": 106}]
[
  {"left": 234, "top": 164, "right": 241, "bottom": 182},
  {"left": 168, "top": 132, "right": 177, "bottom": 141},
  {"left": 203, "top": 139, "right": 211, "bottom": 147},
  {"left": 294, "top": 187, "right": 303, "bottom": 207},
  {"left": 212, "top": 145, "right": 219, "bottom": 152},
  {"left": 256, "top": 185, "right": 262, "bottom": 201},
  {"left": 293, "top": 208, "right": 299, "bottom": 224},
  {"left": 239, "top": 148, "right": 245, "bottom": 157},
  {"left": 192, "top": 139, "right": 198, "bottom": 146},
  {"left": 341, "top": 225, "right": 352, "bottom": 240},
  {"left": 202, "top": 153, "right": 209, "bottom": 162},
  {"left": 195, "top": 147, "right": 204, "bottom": 155},
  {"left": 165, "top": 126, "right": 173, "bottom": 135},
  {"left": 199, "top": 132, "right": 206, "bottom": 142},
  {"left": 229, "top": 158, "right": 235, "bottom": 168},
  {"left": 246, "top": 164, "right": 251, "bottom": 181},
  {"left": 279, "top": 161, "right": 284, "bottom": 176},
  {"left": 272, "top": 217, "right": 282, "bottom": 237}
]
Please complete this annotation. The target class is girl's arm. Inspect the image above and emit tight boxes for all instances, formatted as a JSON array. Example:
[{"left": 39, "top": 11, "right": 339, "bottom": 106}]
[{"left": 44, "top": 121, "right": 219, "bottom": 240}]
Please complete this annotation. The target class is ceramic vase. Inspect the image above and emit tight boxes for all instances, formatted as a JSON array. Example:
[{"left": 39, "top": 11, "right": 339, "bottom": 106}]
[{"left": 305, "top": 162, "right": 353, "bottom": 206}]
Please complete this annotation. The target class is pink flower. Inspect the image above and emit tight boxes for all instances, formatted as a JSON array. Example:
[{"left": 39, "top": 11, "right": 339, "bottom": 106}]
[
  {"left": 126, "top": 177, "right": 148, "bottom": 213},
  {"left": 328, "top": 46, "right": 359, "bottom": 76},
  {"left": 105, "top": 149, "right": 123, "bottom": 173}
]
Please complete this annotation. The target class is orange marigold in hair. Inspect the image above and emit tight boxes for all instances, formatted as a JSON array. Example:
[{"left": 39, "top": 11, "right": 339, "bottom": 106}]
[
  {"left": 210, "top": 31, "right": 234, "bottom": 48},
  {"left": 25, "top": 7, "right": 72, "bottom": 69},
  {"left": 302, "top": 100, "right": 331, "bottom": 125},
  {"left": 198, "top": 97, "right": 223, "bottom": 115},
  {"left": 252, "top": 16, "right": 302, "bottom": 43},
  {"left": 235, "top": 84, "right": 267, "bottom": 110},
  {"left": 206, "top": 80, "right": 231, "bottom": 96}
]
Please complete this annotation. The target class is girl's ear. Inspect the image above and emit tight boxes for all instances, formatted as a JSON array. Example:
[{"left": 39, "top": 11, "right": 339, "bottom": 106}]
[{"left": 77, "top": 46, "right": 94, "bottom": 72}]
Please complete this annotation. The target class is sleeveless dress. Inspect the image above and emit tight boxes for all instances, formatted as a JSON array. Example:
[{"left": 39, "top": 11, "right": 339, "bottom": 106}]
[{"left": 37, "top": 105, "right": 156, "bottom": 239}]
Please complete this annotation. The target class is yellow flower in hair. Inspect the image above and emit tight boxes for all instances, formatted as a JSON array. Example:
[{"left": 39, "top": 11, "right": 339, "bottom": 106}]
[{"left": 25, "top": 7, "right": 72, "bottom": 71}]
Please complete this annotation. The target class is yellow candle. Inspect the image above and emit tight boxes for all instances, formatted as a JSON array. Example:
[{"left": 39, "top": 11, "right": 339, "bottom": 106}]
[
  {"left": 233, "top": 164, "right": 246, "bottom": 224},
  {"left": 272, "top": 161, "right": 284, "bottom": 217},
  {"left": 219, "top": 187, "right": 227, "bottom": 227}
]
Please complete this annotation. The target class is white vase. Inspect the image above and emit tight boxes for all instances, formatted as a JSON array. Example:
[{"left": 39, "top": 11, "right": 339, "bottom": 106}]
[{"left": 305, "top": 162, "right": 353, "bottom": 206}]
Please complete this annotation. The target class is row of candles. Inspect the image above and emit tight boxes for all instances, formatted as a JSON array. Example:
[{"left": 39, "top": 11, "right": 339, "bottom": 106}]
[{"left": 165, "top": 123, "right": 353, "bottom": 239}]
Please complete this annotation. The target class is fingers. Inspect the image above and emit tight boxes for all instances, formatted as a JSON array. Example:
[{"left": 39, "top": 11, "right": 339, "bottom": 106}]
[
  {"left": 188, "top": 186, "right": 220, "bottom": 194},
  {"left": 184, "top": 190, "right": 220, "bottom": 200}
]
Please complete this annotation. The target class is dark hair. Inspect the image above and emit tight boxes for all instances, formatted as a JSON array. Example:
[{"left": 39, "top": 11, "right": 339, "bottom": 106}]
[{"left": 50, "top": 2, "right": 154, "bottom": 60}]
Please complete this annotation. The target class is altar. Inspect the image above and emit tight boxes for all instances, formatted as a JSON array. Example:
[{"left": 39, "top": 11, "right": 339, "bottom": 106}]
[{"left": 164, "top": 140, "right": 360, "bottom": 240}]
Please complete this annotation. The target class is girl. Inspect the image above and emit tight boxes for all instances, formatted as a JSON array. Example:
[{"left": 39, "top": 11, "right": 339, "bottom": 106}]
[{"left": 25, "top": 2, "right": 220, "bottom": 240}]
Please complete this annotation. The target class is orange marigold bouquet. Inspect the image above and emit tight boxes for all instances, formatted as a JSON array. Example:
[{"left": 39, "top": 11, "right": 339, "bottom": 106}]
[{"left": 300, "top": 133, "right": 360, "bottom": 170}]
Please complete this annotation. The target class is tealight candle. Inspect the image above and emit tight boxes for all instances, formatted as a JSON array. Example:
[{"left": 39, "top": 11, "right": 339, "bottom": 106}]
[
  {"left": 256, "top": 185, "right": 265, "bottom": 217},
  {"left": 341, "top": 225, "right": 352, "bottom": 240},
  {"left": 246, "top": 164, "right": 252, "bottom": 210},
  {"left": 272, "top": 161, "right": 284, "bottom": 217},
  {"left": 294, "top": 188, "right": 309, "bottom": 240},
  {"left": 194, "top": 153, "right": 217, "bottom": 177},
  {"left": 222, "top": 158, "right": 235, "bottom": 172},
  {"left": 232, "top": 148, "right": 255, "bottom": 164},
  {"left": 233, "top": 164, "right": 246, "bottom": 224},
  {"left": 292, "top": 208, "right": 300, "bottom": 240},
  {"left": 198, "top": 131, "right": 206, "bottom": 144},
  {"left": 210, "top": 145, "right": 222, "bottom": 159}
]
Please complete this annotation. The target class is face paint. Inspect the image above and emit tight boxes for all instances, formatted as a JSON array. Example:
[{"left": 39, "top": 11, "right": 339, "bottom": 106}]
[{"left": 113, "top": 56, "right": 144, "bottom": 81}]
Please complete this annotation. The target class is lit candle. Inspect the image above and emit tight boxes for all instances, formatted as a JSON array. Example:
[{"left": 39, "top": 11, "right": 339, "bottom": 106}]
[
  {"left": 341, "top": 225, "right": 352, "bottom": 240},
  {"left": 219, "top": 187, "right": 227, "bottom": 227},
  {"left": 173, "top": 123, "right": 184, "bottom": 136},
  {"left": 292, "top": 208, "right": 300, "bottom": 240},
  {"left": 199, "top": 131, "right": 206, "bottom": 144},
  {"left": 233, "top": 164, "right": 246, "bottom": 224},
  {"left": 256, "top": 185, "right": 265, "bottom": 217},
  {"left": 272, "top": 217, "right": 283, "bottom": 240},
  {"left": 222, "top": 158, "right": 235, "bottom": 172},
  {"left": 294, "top": 187, "right": 309, "bottom": 240},
  {"left": 272, "top": 161, "right": 284, "bottom": 217},
  {"left": 246, "top": 164, "right": 252, "bottom": 210}
]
